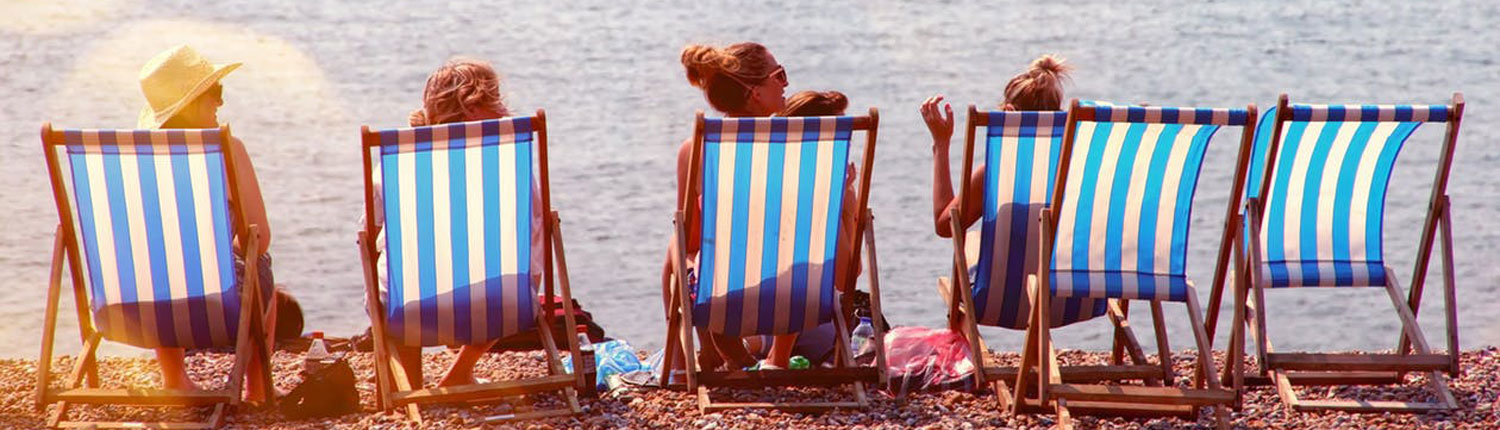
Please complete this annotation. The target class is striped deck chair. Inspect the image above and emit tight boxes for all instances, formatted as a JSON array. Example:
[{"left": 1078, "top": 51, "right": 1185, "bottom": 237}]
[
  {"left": 357, "top": 111, "right": 583, "bottom": 423},
  {"left": 664, "top": 110, "right": 888, "bottom": 412},
  {"left": 1208, "top": 94, "right": 1464, "bottom": 413},
  {"left": 941, "top": 107, "right": 1180, "bottom": 413},
  {"left": 1015, "top": 101, "right": 1258, "bottom": 429},
  {"left": 36, "top": 125, "right": 273, "bottom": 429}
]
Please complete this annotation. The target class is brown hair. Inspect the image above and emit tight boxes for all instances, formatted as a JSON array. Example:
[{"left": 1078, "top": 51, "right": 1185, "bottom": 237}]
[
  {"left": 681, "top": 42, "right": 778, "bottom": 113},
  {"left": 1003, "top": 54, "right": 1072, "bottom": 111},
  {"left": 780, "top": 90, "right": 848, "bottom": 117},
  {"left": 410, "top": 57, "right": 510, "bottom": 126}
]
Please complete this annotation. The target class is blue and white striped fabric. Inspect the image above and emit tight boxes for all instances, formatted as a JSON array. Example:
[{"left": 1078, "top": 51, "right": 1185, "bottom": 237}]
[
  {"left": 375, "top": 118, "right": 539, "bottom": 347},
  {"left": 1250, "top": 104, "right": 1449, "bottom": 288},
  {"left": 693, "top": 116, "right": 853, "bottom": 336},
  {"left": 1051, "top": 106, "right": 1249, "bottom": 302},
  {"left": 59, "top": 129, "right": 242, "bottom": 349},
  {"left": 969, "top": 111, "right": 1106, "bottom": 329}
]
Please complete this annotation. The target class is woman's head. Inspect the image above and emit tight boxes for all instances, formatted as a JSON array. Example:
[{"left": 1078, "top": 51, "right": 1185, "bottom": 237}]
[
  {"left": 412, "top": 57, "right": 509, "bottom": 126},
  {"left": 781, "top": 90, "right": 847, "bottom": 117},
  {"left": 681, "top": 42, "right": 787, "bottom": 116},
  {"left": 1002, "top": 54, "right": 1072, "bottom": 111}
]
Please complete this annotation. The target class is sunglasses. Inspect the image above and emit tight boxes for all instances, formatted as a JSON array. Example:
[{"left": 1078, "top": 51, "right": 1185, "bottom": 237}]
[{"left": 767, "top": 66, "right": 787, "bottom": 85}]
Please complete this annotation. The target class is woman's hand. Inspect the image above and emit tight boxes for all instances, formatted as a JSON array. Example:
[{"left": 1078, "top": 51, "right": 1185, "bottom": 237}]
[{"left": 920, "top": 94, "right": 955, "bottom": 149}]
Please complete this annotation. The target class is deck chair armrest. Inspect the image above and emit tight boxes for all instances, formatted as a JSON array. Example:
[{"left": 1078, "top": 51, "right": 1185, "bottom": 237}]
[{"left": 547, "top": 211, "right": 584, "bottom": 370}]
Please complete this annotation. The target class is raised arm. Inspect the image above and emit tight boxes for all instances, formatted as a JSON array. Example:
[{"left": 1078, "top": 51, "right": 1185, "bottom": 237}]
[{"left": 923, "top": 95, "right": 984, "bottom": 238}]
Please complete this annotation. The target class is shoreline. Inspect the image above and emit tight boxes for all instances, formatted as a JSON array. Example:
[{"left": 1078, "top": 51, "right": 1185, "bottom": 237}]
[{"left": 5, "top": 347, "right": 1497, "bottom": 429}]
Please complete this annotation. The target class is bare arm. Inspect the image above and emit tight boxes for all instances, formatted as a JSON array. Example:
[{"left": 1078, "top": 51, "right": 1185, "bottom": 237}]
[
  {"left": 228, "top": 137, "right": 272, "bottom": 255},
  {"left": 922, "top": 96, "right": 985, "bottom": 238}
]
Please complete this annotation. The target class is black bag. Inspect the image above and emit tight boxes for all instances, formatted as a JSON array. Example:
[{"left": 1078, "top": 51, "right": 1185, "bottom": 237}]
[{"left": 278, "top": 354, "right": 360, "bottom": 419}]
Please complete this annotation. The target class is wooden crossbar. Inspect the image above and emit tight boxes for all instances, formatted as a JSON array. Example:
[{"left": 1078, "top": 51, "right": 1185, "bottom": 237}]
[
  {"left": 390, "top": 374, "right": 575, "bottom": 405},
  {"left": 1049, "top": 384, "right": 1236, "bottom": 406},
  {"left": 52, "top": 388, "right": 233, "bottom": 406},
  {"left": 698, "top": 368, "right": 877, "bottom": 388},
  {"left": 986, "top": 365, "right": 1162, "bottom": 383},
  {"left": 1266, "top": 353, "right": 1453, "bottom": 372}
]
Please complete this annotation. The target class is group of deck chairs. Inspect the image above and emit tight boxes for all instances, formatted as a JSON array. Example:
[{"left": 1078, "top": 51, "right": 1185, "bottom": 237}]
[{"left": 33, "top": 93, "right": 1465, "bottom": 429}]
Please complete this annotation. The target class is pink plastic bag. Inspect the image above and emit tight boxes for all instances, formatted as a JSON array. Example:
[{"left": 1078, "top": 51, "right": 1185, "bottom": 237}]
[{"left": 882, "top": 326, "right": 976, "bottom": 394}]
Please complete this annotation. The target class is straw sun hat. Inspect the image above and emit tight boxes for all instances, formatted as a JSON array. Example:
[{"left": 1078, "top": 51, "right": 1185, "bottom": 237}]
[{"left": 137, "top": 45, "right": 240, "bottom": 129}]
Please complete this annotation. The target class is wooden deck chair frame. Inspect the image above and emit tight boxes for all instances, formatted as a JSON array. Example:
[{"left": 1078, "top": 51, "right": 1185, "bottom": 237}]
[
  {"left": 660, "top": 109, "right": 889, "bottom": 413},
  {"left": 938, "top": 106, "right": 1191, "bottom": 418},
  {"left": 1208, "top": 94, "right": 1464, "bottom": 413},
  {"left": 357, "top": 109, "right": 582, "bottom": 424},
  {"left": 35, "top": 124, "right": 274, "bottom": 429},
  {"left": 1013, "top": 100, "right": 1257, "bottom": 430}
]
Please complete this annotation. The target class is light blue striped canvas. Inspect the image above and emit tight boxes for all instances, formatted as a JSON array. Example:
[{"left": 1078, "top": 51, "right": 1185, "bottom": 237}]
[
  {"left": 693, "top": 116, "right": 853, "bottom": 336},
  {"left": 1051, "top": 105, "right": 1249, "bottom": 302},
  {"left": 1250, "top": 104, "right": 1450, "bottom": 288},
  {"left": 969, "top": 111, "right": 1106, "bottom": 329},
  {"left": 374, "top": 118, "right": 538, "bottom": 347},
  {"left": 58, "top": 129, "right": 243, "bottom": 349}
]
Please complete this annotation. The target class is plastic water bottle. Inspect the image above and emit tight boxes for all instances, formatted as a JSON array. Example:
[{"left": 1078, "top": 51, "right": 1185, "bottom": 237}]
[
  {"left": 575, "top": 326, "right": 598, "bottom": 397},
  {"left": 788, "top": 355, "right": 811, "bottom": 370},
  {"left": 305, "top": 331, "right": 331, "bottom": 373},
  {"left": 850, "top": 317, "right": 875, "bottom": 358}
]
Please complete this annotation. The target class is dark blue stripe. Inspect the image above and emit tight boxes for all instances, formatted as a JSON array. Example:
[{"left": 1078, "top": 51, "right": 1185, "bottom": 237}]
[
  {"left": 1000, "top": 117, "right": 1036, "bottom": 327},
  {"left": 1135, "top": 124, "right": 1182, "bottom": 298},
  {"left": 481, "top": 140, "right": 505, "bottom": 339},
  {"left": 412, "top": 139, "right": 439, "bottom": 346},
  {"left": 133, "top": 141, "right": 179, "bottom": 346},
  {"left": 448, "top": 140, "right": 472, "bottom": 343},
  {"left": 787, "top": 124, "right": 821, "bottom": 331},
  {"left": 168, "top": 150, "right": 213, "bottom": 347},
  {"left": 1330, "top": 122, "right": 1377, "bottom": 285},
  {"left": 721, "top": 139, "right": 755, "bottom": 336},
  {"left": 975, "top": 132, "right": 1002, "bottom": 326},
  {"left": 820, "top": 126, "right": 851, "bottom": 326},
  {"left": 755, "top": 121, "right": 788, "bottom": 334},
  {"left": 1170, "top": 126, "right": 1219, "bottom": 279},
  {"left": 1102, "top": 123, "right": 1147, "bottom": 298},
  {"left": 98, "top": 132, "right": 144, "bottom": 346},
  {"left": 66, "top": 150, "right": 111, "bottom": 322},
  {"left": 1366, "top": 122, "right": 1417, "bottom": 269},
  {"left": 1066, "top": 122, "right": 1112, "bottom": 298},
  {"left": 1394, "top": 105, "right": 1413, "bottom": 122},
  {"left": 381, "top": 154, "right": 406, "bottom": 339},
  {"left": 694, "top": 131, "right": 720, "bottom": 328},
  {"left": 1246, "top": 107, "right": 1278, "bottom": 200},
  {"left": 1264, "top": 121, "right": 1307, "bottom": 286},
  {"left": 1297, "top": 121, "right": 1343, "bottom": 285},
  {"left": 514, "top": 140, "right": 536, "bottom": 335}
]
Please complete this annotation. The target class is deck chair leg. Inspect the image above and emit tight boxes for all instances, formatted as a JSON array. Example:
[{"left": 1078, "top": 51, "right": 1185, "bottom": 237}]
[
  {"left": 861, "top": 211, "right": 890, "bottom": 387},
  {"left": 947, "top": 211, "right": 987, "bottom": 389},
  {"left": 1104, "top": 301, "right": 1157, "bottom": 386},
  {"left": 1149, "top": 301, "right": 1174, "bottom": 385},
  {"left": 1438, "top": 199, "right": 1459, "bottom": 376},
  {"left": 1111, "top": 301, "right": 1130, "bottom": 365},
  {"left": 1011, "top": 277, "right": 1042, "bottom": 414},
  {"left": 36, "top": 227, "right": 67, "bottom": 411},
  {"left": 356, "top": 232, "right": 394, "bottom": 411},
  {"left": 1185, "top": 291, "right": 1230, "bottom": 429},
  {"left": 1224, "top": 266, "right": 1249, "bottom": 407},
  {"left": 671, "top": 211, "right": 699, "bottom": 392}
]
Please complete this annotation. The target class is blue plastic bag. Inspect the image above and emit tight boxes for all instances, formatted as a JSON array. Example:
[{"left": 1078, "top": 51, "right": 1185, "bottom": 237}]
[{"left": 561, "top": 339, "right": 642, "bottom": 391}]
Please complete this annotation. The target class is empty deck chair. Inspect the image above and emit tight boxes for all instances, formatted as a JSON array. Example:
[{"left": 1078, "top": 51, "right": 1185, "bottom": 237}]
[
  {"left": 664, "top": 111, "right": 889, "bottom": 412},
  {"left": 1209, "top": 94, "right": 1464, "bottom": 413},
  {"left": 1015, "top": 101, "right": 1258, "bottom": 429},
  {"left": 36, "top": 125, "right": 274, "bottom": 429},
  {"left": 940, "top": 107, "right": 1178, "bottom": 414},
  {"left": 357, "top": 112, "right": 583, "bottom": 423}
]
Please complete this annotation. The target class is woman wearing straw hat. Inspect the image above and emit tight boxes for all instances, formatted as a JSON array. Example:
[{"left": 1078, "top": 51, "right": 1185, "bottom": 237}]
[{"left": 137, "top": 44, "right": 281, "bottom": 404}]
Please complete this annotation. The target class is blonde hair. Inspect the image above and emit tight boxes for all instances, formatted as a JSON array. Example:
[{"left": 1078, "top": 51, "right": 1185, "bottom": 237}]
[
  {"left": 780, "top": 90, "right": 848, "bottom": 117},
  {"left": 410, "top": 57, "right": 510, "bottom": 126},
  {"left": 1003, "top": 54, "right": 1072, "bottom": 111},
  {"left": 680, "top": 42, "right": 778, "bottom": 113}
]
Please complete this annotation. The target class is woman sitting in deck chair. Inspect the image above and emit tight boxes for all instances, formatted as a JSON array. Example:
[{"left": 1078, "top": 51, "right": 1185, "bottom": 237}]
[
  {"left": 662, "top": 42, "right": 863, "bottom": 372},
  {"left": 371, "top": 58, "right": 546, "bottom": 388}
]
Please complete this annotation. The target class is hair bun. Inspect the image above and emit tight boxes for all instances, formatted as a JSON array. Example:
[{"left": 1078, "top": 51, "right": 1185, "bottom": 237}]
[
  {"left": 681, "top": 44, "right": 725, "bottom": 88},
  {"left": 1029, "top": 54, "right": 1073, "bottom": 77}
]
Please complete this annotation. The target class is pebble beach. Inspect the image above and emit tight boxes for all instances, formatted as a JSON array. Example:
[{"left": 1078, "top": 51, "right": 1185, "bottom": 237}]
[{"left": 6, "top": 346, "right": 1498, "bottom": 429}]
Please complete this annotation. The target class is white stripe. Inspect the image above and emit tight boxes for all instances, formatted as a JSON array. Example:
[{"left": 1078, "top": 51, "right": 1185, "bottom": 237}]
[
  {"left": 1314, "top": 122, "right": 1357, "bottom": 262},
  {"left": 1053, "top": 121, "right": 1094, "bottom": 273},
  {"left": 1154, "top": 125, "right": 1197, "bottom": 275},
  {"left": 464, "top": 123, "right": 489, "bottom": 342},
  {"left": 185, "top": 132, "right": 229, "bottom": 345},
  {"left": 983, "top": 114, "right": 1022, "bottom": 324},
  {"left": 772, "top": 120, "right": 803, "bottom": 333},
  {"left": 82, "top": 136, "right": 129, "bottom": 341},
  {"left": 498, "top": 137, "right": 521, "bottom": 336},
  {"left": 1279, "top": 121, "right": 1324, "bottom": 282},
  {"left": 1347, "top": 122, "right": 1400, "bottom": 260},
  {"left": 396, "top": 149, "right": 422, "bottom": 345},
  {"left": 803, "top": 119, "right": 837, "bottom": 328},
  {"left": 741, "top": 122, "right": 771, "bottom": 332},
  {"left": 150, "top": 133, "right": 194, "bottom": 346},
  {"left": 116, "top": 137, "right": 163, "bottom": 347},
  {"left": 1084, "top": 123, "right": 1128, "bottom": 279},
  {"left": 709, "top": 121, "right": 738, "bottom": 333},
  {"left": 1119, "top": 124, "right": 1165, "bottom": 273},
  {"left": 429, "top": 126, "right": 455, "bottom": 345}
]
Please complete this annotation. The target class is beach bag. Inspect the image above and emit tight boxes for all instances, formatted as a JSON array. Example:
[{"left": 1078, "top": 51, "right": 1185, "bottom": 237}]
[
  {"left": 883, "top": 326, "right": 976, "bottom": 395},
  {"left": 278, "top": 354, "right": 360, "bottom": 419},
  {"left": 491, "top": 295, "right": 606, "bottom": 352}
]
